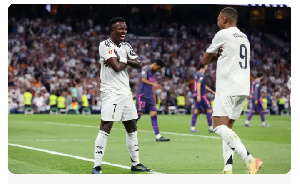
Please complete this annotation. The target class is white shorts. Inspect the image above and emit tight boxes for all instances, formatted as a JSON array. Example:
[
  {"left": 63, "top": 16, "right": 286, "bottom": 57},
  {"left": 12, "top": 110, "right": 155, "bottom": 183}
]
[
  {"left": 101, "top": 92, "right": 138, "bottom": 122},
  {"left": 213, "top": 93, "right": 248, "bottom": 120}
]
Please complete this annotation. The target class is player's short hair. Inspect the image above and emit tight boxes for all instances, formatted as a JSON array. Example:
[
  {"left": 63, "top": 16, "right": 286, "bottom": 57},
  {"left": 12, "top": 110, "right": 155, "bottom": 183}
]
[
  {"left": 257, "top": 73, "right": 263, "bottom": 78},
  {"left": 154, "top": 58, "right": 165, "bottom": 68},
  {"left": 109, "top": 17, "right": 125, "bottom": 31},
  {"left": 199, "top": 63, "right": 205, "bottom": 69},
  {"left": 220, "top": 7, "right": 238, "bottom": 23}
]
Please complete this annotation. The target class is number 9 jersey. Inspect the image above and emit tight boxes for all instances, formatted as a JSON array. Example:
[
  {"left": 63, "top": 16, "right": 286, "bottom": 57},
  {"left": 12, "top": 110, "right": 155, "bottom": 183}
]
[{"left": 206, "top": 27, "right": 250, "bottom": 96}]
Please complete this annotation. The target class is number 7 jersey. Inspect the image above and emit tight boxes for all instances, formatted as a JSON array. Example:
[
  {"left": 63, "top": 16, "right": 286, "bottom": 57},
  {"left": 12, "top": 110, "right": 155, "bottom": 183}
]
[{"left": 206, "top": 27, "right": 250, "bottom": 96}]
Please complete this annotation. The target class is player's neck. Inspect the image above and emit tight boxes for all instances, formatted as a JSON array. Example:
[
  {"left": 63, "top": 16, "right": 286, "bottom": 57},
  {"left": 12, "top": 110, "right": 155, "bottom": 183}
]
[
  {"left": 222, "top": 24, "right": 237, "bottom": 30},
  {"left": 200, "top": 69, "right": 205, "bottom": 73},
  {"left": 150, "top": 64, "right": 154, "bottom": 71},
  {"left": 110, "top": 37, "right": 121, "bottom": 46}
]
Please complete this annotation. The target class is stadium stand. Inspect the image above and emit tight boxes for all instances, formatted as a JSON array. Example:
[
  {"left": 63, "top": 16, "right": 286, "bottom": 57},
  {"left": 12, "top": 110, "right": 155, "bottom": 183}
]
[{"left": 8, "top": 5, "right": 291, "bottom": 115}]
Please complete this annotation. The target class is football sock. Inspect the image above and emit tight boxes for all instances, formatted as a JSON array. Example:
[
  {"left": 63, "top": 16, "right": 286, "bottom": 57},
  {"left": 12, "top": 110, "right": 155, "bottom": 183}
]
[
  {"left": 260, "top": 111, "right": 265, "bottom": 123},
  {"left": 191, "top": 114, "right": 198, "bottom": 129},
  {"left": 247, "top": 111, "right": 253, "bottom": 121},
  {"left": 126, "top": 131, "right": 140, "bottom": 166},
  {"left": 223, "top": 140, "right": 234, "bottom": 171},
  {"left": 214, "top": 125, "right": 253, "bottom": 164},
  {"left": 155, "top": 134, "right": 162, "bottom": 139},
  {"left": 151, "top": 115, "right": 160, "bottom": 135},
  {"left": 94, "top": 130, "right": 109, "bottom": 168},
  {"left": 245, "top": 120, "right": 250, "bottom": 125},
  {"left": 207, "top": 112, "right": 212, "bottom": 127}
]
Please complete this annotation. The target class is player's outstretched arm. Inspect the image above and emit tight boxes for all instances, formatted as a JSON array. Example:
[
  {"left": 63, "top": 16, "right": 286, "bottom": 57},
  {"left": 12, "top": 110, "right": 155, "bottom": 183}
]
[
  {"left": 205, "top": 85, "right": 215, "bottom": 95},
  {"left": 141, "top": 77, "right": 162, "bottom": 89}
]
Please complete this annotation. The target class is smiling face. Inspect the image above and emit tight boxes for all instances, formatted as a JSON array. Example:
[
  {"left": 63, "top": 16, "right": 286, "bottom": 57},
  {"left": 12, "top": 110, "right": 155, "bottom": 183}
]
[{"left": 111, "top": 22, "right": 127, "bottom": 44}]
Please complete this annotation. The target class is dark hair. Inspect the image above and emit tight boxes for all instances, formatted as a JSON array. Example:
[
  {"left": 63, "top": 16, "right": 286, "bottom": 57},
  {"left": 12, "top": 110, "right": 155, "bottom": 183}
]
[
  {"left": 109, "top": 17, "right": 125, "bottom": 31},
  {"left": 154, "top": 58, "right": 165, "bottom": 68},
  {"left": 220, "top": 7, "right": 238, "bottom": 23},
  {"left": 199, "top": 63, "right": 205, "bottom": 69},
  {"left": 257, "top": 73, "right": 263, "bottom": 78}
]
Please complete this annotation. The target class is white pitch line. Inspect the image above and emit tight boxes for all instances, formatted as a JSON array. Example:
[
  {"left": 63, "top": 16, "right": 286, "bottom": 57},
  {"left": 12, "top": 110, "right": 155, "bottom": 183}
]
[
  {"left": 8, "top": 139, "right": 90, "bottom": 142},
  {"left": 45, "top": 122, "right": 220, "bottom": 139},
  {"left": 8, "top": 143, "right": 164, "bottom": 174}
]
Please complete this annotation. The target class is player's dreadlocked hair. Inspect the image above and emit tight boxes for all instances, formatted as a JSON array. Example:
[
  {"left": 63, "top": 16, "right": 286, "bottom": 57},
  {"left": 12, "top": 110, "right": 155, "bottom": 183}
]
[
  {"left": 109, "top": 17, "right": 125, "bottom": 31},
  {"left": 154, "top": 58, "right": 165, "bottom": 68},
  {"left": 220, "top": 7, "right": 238, "bottom": 23}
]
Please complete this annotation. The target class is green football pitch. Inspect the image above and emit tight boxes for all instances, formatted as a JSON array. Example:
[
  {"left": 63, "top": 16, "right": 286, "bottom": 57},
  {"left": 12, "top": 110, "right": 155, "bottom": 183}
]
[{"left": 8, "top": 114, "right": 291, "bottom": 174}]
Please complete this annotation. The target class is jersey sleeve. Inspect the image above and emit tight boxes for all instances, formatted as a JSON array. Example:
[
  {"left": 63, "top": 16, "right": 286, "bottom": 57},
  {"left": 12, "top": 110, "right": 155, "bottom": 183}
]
[
  {"left": 124, "top": 43, "right": 138, "bottom": 59},
  {"left": 206, "top": 31, "right": 224, "bottom": 54},
  {"left": 99, "top": 42, "right": 117, "bottom": 62},
  {"left": 141, "top": 66, "right": 149, "bottom": 79},
  {"left": 197, "top": 73, "right": 205, "bottom": 83}
]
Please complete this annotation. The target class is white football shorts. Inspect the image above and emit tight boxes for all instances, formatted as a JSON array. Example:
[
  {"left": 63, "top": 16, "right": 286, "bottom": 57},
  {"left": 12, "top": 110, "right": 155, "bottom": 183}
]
[
  {"left": 213, "top": 93, "right": 248, "bottom": 120},
  {"left": 101, "top": 92, "right": 138, "bottom": 122}
]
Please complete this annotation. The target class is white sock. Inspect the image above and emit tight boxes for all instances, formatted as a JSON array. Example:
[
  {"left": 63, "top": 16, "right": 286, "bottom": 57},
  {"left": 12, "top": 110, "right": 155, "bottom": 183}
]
[
  {"left": 214, "top": 125, "right": 253, "bottom": 164},
  {"left": 126, "top": 131, "right": 140, "bottom": 166},
  {"left": 209, "top": 126, "right": 213, "bottom": 130},
  {"left": 155, "top": 134, "right": 162, "bottom": 139},
  {"left": 191, "top": 126, "right": 195, "bottom": 131},
  {"left": 245, "top": 120, "right": 249, "bottom": 125},
  {"left": 262, "top": 122, "right": 265, "bottom": 126},
  {"left": 223, "top": 140, "right": 234, "bottom": 171},
  {"left": 94, "top": 130, "right": 109, "bottom": 168}
]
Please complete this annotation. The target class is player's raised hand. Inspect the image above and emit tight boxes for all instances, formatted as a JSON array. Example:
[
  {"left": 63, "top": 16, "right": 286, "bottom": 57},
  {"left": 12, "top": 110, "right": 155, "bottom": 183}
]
[{"left": 153, "top": 83, "right": 162, "bottom": 89}]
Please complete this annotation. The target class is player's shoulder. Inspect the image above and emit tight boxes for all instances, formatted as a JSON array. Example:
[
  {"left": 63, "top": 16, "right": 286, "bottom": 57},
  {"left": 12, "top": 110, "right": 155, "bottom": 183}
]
[
  {"left": 100, "top": 38, "right": 113, "bottom": 47},
  {"left": 196, "top": 71, "right": 203, "bottom": 75},
  {"left": 120, "top": 42, "right": 133, "bottom": 48},
  {"left": 142, "top": 65, "right": 150, "bottom": 70}
]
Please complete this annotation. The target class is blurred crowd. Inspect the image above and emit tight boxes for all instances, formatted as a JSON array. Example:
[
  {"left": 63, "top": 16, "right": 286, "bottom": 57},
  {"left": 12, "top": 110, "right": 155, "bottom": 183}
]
[{"left": 8, "top": 17, "right": 291, "bottom": 114}]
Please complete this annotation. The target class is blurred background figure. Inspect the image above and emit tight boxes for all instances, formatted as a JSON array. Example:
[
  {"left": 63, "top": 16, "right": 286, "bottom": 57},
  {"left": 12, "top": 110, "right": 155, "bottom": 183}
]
[
  {"left": 33, "top": 92, "right": 46, "bottom": 113},
  {"left": 67, "top": 97, "right": 79, "bottom": 114}
]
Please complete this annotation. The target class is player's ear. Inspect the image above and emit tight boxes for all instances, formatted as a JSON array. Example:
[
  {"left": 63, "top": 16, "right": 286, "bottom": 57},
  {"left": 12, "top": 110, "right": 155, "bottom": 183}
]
[{"left": 222, "top": 16, "right": 227, "bottom": 24}]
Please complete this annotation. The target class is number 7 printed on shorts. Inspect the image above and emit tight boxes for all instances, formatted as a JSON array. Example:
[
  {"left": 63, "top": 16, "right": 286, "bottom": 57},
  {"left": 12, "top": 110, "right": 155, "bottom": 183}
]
[{"left": 112, "top": 104, "right": 117, "bottom": 119}]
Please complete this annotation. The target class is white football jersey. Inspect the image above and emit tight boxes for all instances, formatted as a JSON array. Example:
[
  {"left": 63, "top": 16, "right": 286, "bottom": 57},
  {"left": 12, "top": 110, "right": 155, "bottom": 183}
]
[
  {"left": 99, "top": 38, "right": 138, "bottom": 95},
  {"left": 206, "top": 27, "right": 250, "bottom": 96}
]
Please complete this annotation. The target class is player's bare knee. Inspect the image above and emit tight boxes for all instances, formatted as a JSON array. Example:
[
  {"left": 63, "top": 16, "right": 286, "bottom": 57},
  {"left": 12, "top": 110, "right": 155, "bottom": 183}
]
[
  {"left": 213, "top": 116, "right": 229, "bottom": 129},
  {"left": 123, "top": 120, "right": 137, "bottom": 133},
  {"left": 100, "top": 122, "right": 113, "bottom": 134},
  {"left": 149, "top": 111, "right": 157, "bottom": 116}
]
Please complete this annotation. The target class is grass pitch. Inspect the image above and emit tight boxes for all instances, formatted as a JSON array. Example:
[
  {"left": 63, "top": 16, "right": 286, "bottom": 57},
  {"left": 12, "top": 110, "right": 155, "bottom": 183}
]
[{"left": 8, "top": 114, "right": 291, "bottom": 174}]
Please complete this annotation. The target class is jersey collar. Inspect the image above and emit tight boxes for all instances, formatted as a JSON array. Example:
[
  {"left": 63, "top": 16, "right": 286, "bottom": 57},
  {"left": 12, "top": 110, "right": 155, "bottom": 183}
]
[{"left": 108, "top": 38, "right": 121, "bottom": 47}]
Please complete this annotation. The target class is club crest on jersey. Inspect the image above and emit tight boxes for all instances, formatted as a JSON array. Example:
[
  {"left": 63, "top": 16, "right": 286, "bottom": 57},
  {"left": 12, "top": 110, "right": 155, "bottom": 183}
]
[{"left": 109, "top": 49, "right": 113, "bottom": 55}]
